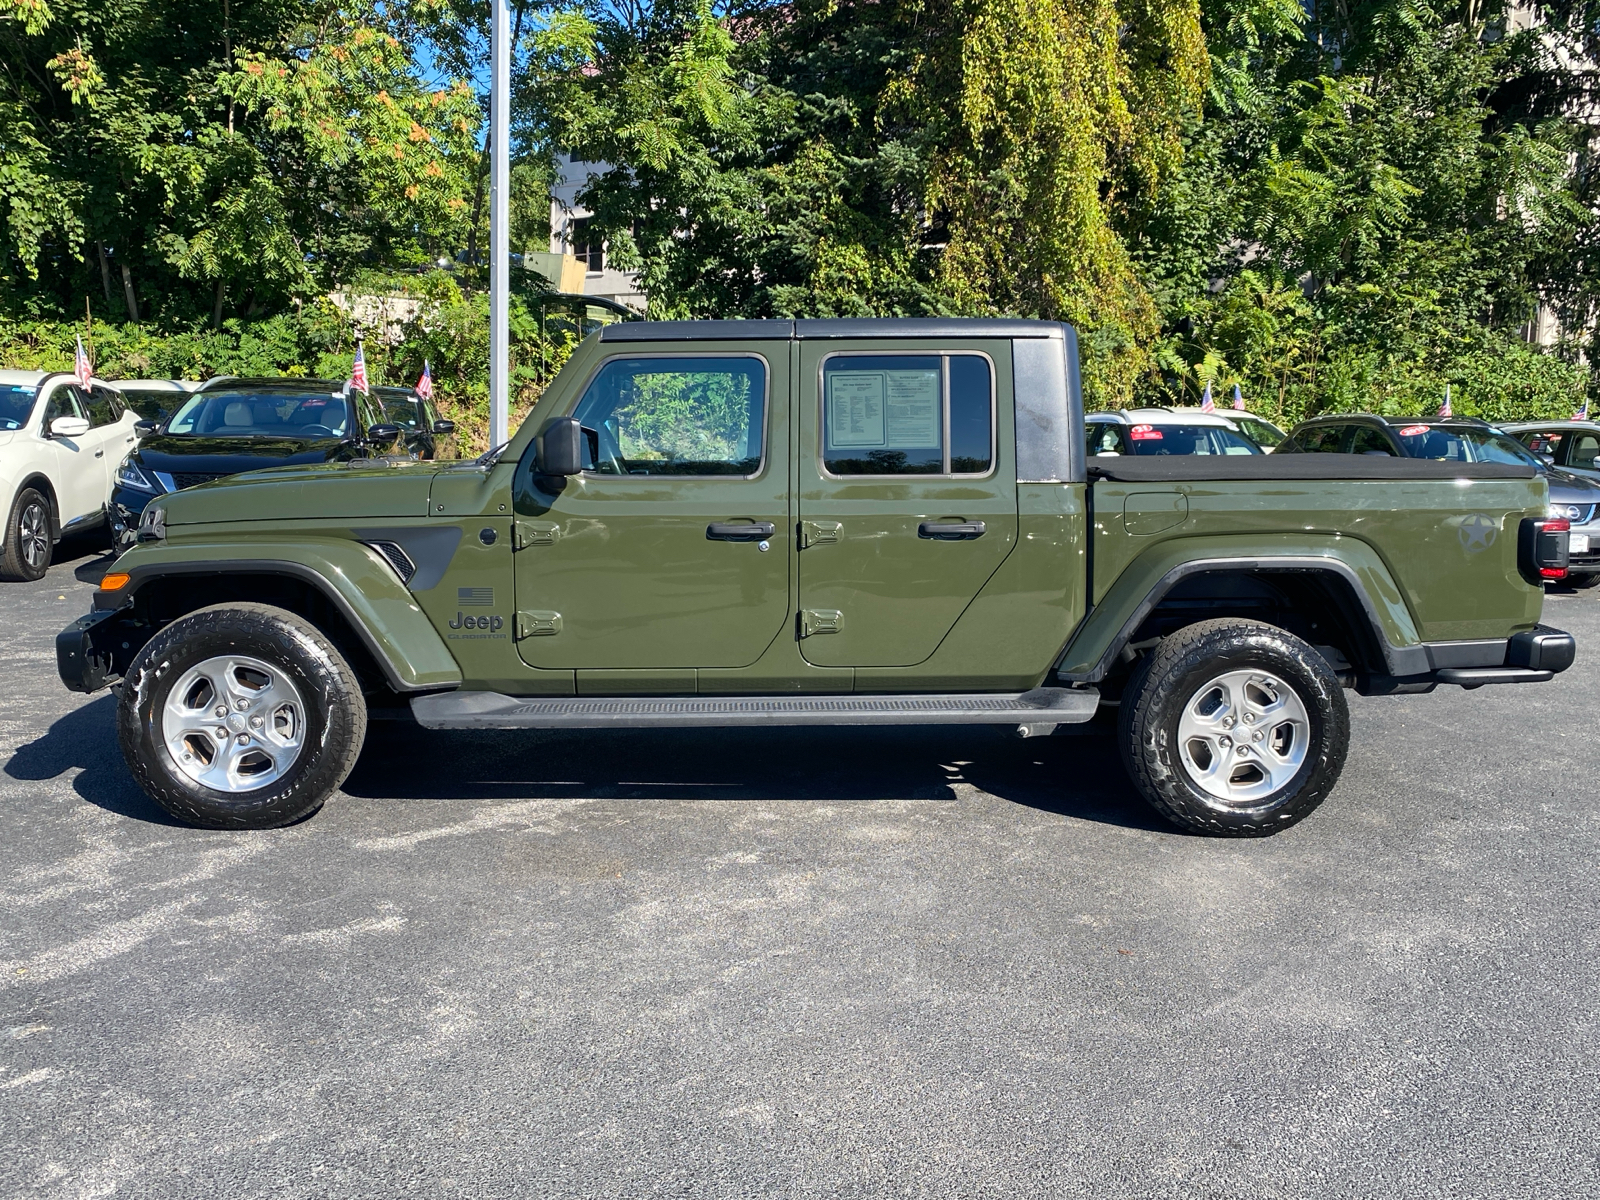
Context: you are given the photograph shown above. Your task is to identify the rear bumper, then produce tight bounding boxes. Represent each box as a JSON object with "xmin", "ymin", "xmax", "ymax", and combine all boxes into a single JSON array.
[{"xmin": 1358, "ymin": 624, "xmax": 1575, "ymax": 694}]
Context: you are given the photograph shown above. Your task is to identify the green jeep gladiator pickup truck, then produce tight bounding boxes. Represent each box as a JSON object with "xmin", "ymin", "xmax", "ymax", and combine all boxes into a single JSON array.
[{"xmin": 58, "ymin": 319, "xmax": 1577, "ymax": 836}]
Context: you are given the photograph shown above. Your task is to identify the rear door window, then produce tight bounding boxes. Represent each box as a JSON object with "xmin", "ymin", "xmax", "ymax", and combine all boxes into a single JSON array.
[
  {"xmin": 822, "ymin": 353, "xmax": 993, "ymax": 476},
  {"xmin": 86, "ymin": 386, "xmax": 122, "ymax": 426}
]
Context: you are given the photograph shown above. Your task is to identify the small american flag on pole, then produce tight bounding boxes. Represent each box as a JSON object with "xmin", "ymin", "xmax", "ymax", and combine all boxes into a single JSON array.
[
  {"xmin": 1438, "ymin": 385, "xmax": 1453, "ymax": 418},
  {"xmin": 74, "ymin": 335, "xmax": 92, "ymax": 387},
  {"xmin": 1200, "ymin": 381, "xmax": 1215, "ymax": 413},
  {"xmin": 1232, "ymin": 383, "xmax": 1245, "ymax": 411},
  {"xmin": 1573, "ymin": 399, "xmax": 1590, "ymax": 422},
  {"xmin": 415, "ymin": 360, "xmax": 434, "ymax": 401},
  {"xmin": 350, "ymin": 341, "xmax": 369, "ymax": 396}
]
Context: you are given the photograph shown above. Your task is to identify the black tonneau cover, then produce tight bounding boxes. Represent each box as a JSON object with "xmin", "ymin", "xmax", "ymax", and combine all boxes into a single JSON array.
[{"xmin": 1086, "ymin": 456, "xmax": 1538, "ymax": 483}]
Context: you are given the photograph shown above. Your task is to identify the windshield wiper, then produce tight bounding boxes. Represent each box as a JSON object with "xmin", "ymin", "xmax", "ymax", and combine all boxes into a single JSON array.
[{"xmin": 475, "ymin": 441, "xmax": 511, "ymax": 468}]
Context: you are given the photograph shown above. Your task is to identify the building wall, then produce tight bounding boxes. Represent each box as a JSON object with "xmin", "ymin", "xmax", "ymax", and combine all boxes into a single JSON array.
[{"xmin": 549, "ymin": 153, "xmax": 647, "ymax": 313}]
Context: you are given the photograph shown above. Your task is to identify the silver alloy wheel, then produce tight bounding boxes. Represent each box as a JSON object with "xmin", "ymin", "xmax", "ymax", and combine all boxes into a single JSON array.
[
  {"xmin": 18, "ymin": 500, "xmax": 48, "ymax": 570},
  {"xmin": 1176, "ymin": 668, "xmax": 1311, "ymax": 806},
  {"xmin": 161, "ymin": 654, "xmax": 307, "ymax": 793}
]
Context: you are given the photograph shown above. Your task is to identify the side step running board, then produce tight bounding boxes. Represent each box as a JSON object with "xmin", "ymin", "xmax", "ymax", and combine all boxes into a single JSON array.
[{"xmin": 410, "ymin": 687, "xmax": 1100, "ymax": 730}]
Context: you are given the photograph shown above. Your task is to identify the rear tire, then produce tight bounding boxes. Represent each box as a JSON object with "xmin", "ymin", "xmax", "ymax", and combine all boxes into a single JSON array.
[
  {"xmin": 117, "ymin": 603, "xmax": 367, "ymax": 829},
  {"xmin": 1119, "ymin": 619, "xmax": 1349, "ymax": 837},
  {"xmin": 1569, "ymin": 573, "xmax": 1600, "ymax": 589},
  {"xmin": 0, "ymin": 488, "xmax": 52, "ymax": 582}
]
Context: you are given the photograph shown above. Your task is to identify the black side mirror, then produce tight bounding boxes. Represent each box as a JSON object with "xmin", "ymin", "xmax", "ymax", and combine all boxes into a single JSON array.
[
  {"xmin": 367, "ymin": 423, "xmax": 403, "ymax": 447},
  {"xmin": 538, "ymin": 416, "xmax": 584, "ymax": 476},
  {"xmin": 432, "ymin": 419, "xmax": 456, "ymax": 435},
  {"xmin": 134, "ymin": 419, "xmax": 159, "ymax": 436}
]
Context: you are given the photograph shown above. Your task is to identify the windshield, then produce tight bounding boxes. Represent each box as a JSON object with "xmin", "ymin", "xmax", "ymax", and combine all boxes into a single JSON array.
[
  {"xmin": 0, "ymin": 385, "xmax": 37, "ymax": 430},
  {"xmin": 165, "ymin": 389, "xmax": 350, "ymax": 439},
  {"xmin": 1393, "ymin": 424, "xmax": 1544, "ymax": 468},
  {"xmin": 1122, "ymin": 423, "xmax": 1261, "ymax": 456},
  {"xmin": 375, "ymin": 389, "xmax": 421, "ymax": 430},
  {"xmin": 1236, "ymin": 417, "xmax": 1285, "ymax": 449}
]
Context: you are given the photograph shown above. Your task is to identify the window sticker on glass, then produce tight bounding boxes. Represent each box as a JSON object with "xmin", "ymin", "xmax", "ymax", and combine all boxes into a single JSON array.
[
  {"xmin": 827, "ymin": 372, "xmax": 886, "ymax": 447},
  {"xmin": 885, "ymin": 369, "xmax": 941, "ymax": 445},
  {"xmin": 1130, "ymin": 425, "xmax": 1163, "ymax": 441}
]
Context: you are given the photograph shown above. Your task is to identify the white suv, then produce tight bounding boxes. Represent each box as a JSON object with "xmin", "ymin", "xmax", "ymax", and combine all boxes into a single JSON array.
[
  {"xmin": 1085, "ymin": 407, "xmax": 1266, "ymax": 456},
  {"xmin": 0, "ymin": 370, "xmax": 140, "ymax": 581}
]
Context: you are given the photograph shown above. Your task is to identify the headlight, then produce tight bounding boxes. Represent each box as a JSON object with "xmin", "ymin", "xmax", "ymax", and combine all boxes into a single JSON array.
[
  {"xmin": 1550, "ymin": 504, "xmax": 1583, "ymax": 521},
  {"xmin": 115, "ymin": 459, "xmax": 158, "ymax": 492}
]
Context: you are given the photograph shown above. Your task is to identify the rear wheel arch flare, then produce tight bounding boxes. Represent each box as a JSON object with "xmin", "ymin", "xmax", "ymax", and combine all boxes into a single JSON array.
[{"xmin": 1087, "ymin": 561, "xmax": 1403, "ymax": 684}]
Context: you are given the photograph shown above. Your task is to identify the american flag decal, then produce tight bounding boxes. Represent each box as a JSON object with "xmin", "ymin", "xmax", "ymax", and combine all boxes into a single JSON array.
[{"xmin": 458, "ymin": 587, "xmax": 494, "ymax": 607}]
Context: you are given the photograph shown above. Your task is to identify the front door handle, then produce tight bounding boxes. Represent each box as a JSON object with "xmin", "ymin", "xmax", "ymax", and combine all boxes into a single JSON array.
[
  {"xmin": 94, "ymin": 449, "xmax": 104, "ymax": 458},
  {"xmin": 918, "ymin": 520, "xmax": 985, "ymax": 540},
  {"xmin": 707, "ymin": 521, "xmax": 776, "ymax": 542}
]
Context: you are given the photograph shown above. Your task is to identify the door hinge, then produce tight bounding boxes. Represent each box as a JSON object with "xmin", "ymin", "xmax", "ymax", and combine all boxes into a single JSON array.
[
  {"xmin": 514, "ymin": 520, "xmax": 559, "ymax": 549},
  {"xmin": 799, "ymin": 520, "xmax": 842, "ymax": 549},
  {"xmin": 516, "ymin": 610, "xmax": 562, "ymax": 639},
  {"xmin": 799, "ymin": 609, "xmax": 843, "ymax": 637}
]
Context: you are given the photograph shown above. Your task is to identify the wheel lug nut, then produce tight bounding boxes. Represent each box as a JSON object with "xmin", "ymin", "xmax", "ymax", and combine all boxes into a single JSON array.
[
  {"xmin": 1222, "ymin": 717, "xmax": 1234, "ymax": 728},
  {"xmin": 236, "ymin": 699, "xmax": 249, "ymax": 711},
  {"xmin": 1237, "ymin": 745, "xmax": 1251, "ymax": 755},
  {"xmin": 214, "ymin": 705, "xmax": 228, "ymax": 717},
  {"xmin": 1253, "ymin": 730, "xmax": 1263, "ymax": 741},
  {"xmin": 1219, "ymin": 736, "xmax": 1232, "ymax": 748},
  {"xmin": 235, "ymin": 734, "xmax": 249, "ymax": 746},
  {"xmin": 250, "ymin": 716, "xmax": 264, "ymax": 729},
  {"xmin": 1244, "ymin": 713, "xmax": 1255, "ymax": 724}
]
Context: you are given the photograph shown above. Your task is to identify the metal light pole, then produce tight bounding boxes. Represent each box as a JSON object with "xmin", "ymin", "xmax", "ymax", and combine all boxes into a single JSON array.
[{"xmin": 488, "ymin": 0, "xmax": 511, "ymax": 448}]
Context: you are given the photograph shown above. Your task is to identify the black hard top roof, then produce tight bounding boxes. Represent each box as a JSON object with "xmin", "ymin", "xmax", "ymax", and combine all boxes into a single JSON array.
[{"xmin": 599, "ymin": 318, "xmax": 1070, "ymax": 342}]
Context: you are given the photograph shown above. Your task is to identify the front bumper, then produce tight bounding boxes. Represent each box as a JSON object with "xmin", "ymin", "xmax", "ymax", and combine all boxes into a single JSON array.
[
  {"xmin": 57, "ymin": 606, "xmax": 149, "ymax": 693},
  {"xmin": 1568, "ymin": 521, "xmax": 1600, "ymax": 573}
]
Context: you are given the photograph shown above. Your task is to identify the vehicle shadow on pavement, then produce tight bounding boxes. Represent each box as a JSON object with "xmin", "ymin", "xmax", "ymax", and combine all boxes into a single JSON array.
[
  {"xmin": 4, "ymin": 693, "xmax": 185, "ymax": 826},
  {"xmin": 345, "ymin": 720, "xmax": 1177, "ymax": 834}
]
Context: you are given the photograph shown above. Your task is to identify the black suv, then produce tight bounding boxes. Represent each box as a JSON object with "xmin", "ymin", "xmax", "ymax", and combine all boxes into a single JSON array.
[
  {"xmin": 373, "ymin": 385, "xmax": 455, "ymax": 459},
  {"xmin": 109, "ymin": 378, "xmax": 403, "ymax": 546}
]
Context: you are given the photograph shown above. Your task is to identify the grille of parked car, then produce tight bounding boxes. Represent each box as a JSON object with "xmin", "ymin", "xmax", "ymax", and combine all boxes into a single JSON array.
[
  {"xmin": 170, "ymin": 471, "xmax": 227, "ymax": 490},
  {"xmin": 1551, "ymin": 503, "xmax": 1597, "ymax": 524}
]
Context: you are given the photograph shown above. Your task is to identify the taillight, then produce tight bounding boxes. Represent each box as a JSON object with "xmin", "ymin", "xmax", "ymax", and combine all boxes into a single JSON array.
[{"xmin": 1520, "ymin": 517, "xmax": 1570, "ymax": 583}]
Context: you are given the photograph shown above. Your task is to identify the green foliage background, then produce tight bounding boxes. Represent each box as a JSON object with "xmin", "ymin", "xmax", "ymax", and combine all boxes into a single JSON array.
[{"xmin": 2, "ymin": 0, "xmax": 1598, "ymax": 446}]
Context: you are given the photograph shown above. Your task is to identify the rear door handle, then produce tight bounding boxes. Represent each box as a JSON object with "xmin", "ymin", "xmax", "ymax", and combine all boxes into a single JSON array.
[
  {"xmin": 94, "ymin": 449, "xmax": 104, "ymax": 458},
  {"xmin": 707, "ymin": 522, "xmax": 776, "ymax": 541},
  {"xmin": 918, "ymin": 521, "xmax": 985, "ymax": 540}
]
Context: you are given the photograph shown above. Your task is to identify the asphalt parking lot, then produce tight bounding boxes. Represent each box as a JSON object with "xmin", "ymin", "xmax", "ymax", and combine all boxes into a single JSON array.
[{"xmin": 2, "ymin": 541, "xmax": 1598, "ymax": 1199}]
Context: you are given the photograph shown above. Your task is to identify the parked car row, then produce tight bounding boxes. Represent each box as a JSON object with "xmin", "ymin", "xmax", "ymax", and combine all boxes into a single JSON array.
[
  {"xmin": 0, "ymin": 373, "xmax": 454, "ymax": 581},
  {"xmin": 1086, "ymin": 407, "xmax": 1600, "ymax": 588}
]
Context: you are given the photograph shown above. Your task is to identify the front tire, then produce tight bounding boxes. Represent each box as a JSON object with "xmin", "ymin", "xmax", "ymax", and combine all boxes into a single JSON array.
[
  {"xmin": 1119, "ymin": 619, "xmax": 1349, "ymax": 837},
  {"xmin": 117, "ymin": 603, "xmax": 367, "ymax": 829},
  {"xmin": 0, "ymin": 487, "xmax": 52, "ymax": 582}
]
